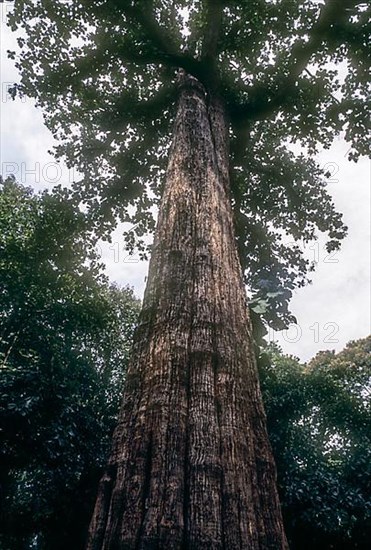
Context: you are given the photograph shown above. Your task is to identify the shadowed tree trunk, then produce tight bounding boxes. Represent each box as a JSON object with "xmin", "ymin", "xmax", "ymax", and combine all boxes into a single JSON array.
[{"xmin": 86, "ymin": 73, "xmax": 288, "ymax": 550}]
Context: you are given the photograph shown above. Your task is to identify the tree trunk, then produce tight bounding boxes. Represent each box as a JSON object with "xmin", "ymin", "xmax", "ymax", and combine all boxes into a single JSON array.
[{"xmin": 86, "ymin": 74, "xmax": 288, "ymax": 550}]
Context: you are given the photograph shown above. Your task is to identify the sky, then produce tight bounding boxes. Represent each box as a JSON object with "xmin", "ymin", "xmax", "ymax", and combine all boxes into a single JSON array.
[{"xmin": 1, "ymin": 3, "xmax": 370, "ymax": 362}]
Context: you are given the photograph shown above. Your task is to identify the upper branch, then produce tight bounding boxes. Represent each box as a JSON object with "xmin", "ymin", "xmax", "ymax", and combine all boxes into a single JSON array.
[
  {"xmin": 47, "ymin": 1, "xmax": 212, "ymax": 98},
  {"xmin": 201, "ymin": 0, "xmax": 224, "ymax": 62},
  {"xmin": 228, "ymin": 0, "xmax": 362, "ymax": 122},
  {"xmin": 116, "ymin": 1, "xmax": 211, "ymax": 84}
]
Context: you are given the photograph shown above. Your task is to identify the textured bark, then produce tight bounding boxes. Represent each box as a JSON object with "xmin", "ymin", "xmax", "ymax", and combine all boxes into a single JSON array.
[{"xmin": 86, "ymin": 74, "xmax": 288, "ymax": 550}]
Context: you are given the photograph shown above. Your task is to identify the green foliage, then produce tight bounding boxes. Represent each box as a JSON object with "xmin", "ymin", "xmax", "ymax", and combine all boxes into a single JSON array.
[
  {"xmin": 0, "ymin": 177, "xmax": 140, "ymax": 550},
  {"xmin": 7, "ymin": 0, "xmax": 370, "ymax": 327},
  {"xmin": 259, "ymin": 337, "xmax": 371, "ymax": 549}
]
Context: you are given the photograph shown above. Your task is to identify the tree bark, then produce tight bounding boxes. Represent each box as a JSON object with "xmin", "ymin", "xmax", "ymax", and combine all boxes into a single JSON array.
[{"xmin": 86, "ymin": 73, "xmax": 288, "ymax": 550}]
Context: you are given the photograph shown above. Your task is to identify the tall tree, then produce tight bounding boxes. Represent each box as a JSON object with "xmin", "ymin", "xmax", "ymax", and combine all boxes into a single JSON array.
[{"xmin": 8, "ymin": 1, "xmax": 369, "ymax": 548}]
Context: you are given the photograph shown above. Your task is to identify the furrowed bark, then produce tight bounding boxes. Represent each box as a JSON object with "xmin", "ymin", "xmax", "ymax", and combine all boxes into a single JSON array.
[{"xmin": 86, "ymin": 73, "xmax": 288, "ymax": 550}]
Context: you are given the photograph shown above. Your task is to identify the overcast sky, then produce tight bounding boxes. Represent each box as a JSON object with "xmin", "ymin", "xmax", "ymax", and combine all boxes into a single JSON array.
[{"xmin": 1, "ymin": 5, "xmax": 370, "ymax": 362}]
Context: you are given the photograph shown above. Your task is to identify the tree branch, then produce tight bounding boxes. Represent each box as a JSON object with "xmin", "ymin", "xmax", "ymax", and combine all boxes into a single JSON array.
[
  {"xmin": 201, "ymin": 0, "xmax": 223, "ymax": 62},
  {"xmin": 111, "ymin": 1, "xmax": 210, "ymax": 84},
  {"xmin": 46, "ymin": 1, "xmax": 211, "ymax": 94},
  {"xmin": 229, "ymin": 0, "xmax": 362, "ymax": 122}
]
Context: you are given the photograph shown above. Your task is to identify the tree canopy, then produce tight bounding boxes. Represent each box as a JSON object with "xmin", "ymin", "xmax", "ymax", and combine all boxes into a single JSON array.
[
  {"xmin": 7, "ymin": 0, "xmax": 370, "ymax": 327},
  {"xmin": 0, "ymin": 176, "xmax": 141, "ymax": 550}
]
